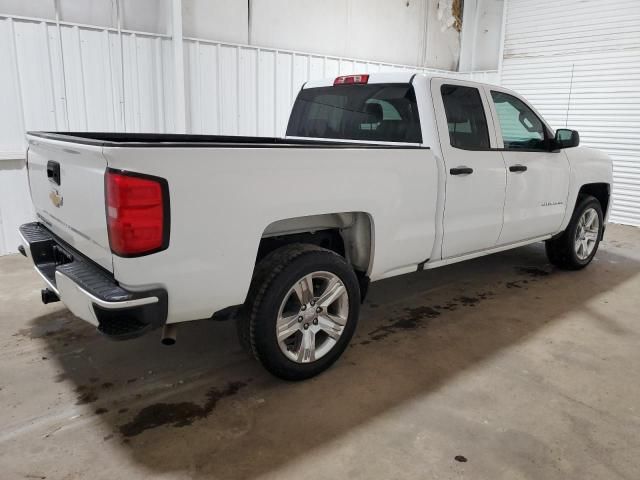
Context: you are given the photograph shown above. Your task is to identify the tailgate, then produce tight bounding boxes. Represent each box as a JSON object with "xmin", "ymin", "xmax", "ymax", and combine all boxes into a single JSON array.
[{"xmin": 26, "ymin": 134, "xmax": 112, "ymax": 272}]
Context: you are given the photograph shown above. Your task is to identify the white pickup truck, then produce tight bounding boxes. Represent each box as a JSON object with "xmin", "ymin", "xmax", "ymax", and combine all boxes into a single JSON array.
[{"xmin": 19, "ymin": 73, "xmax": 612, "ymax": 380}]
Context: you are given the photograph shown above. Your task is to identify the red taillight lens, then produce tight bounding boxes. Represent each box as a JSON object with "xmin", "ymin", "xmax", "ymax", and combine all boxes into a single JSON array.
[
  {"xmin": 105, "ymin": 170, "xmax": 169, "ymax": 256},
  {"xmin": 334, "ymin": 74, "xmax": 369, "ymax": 85}
]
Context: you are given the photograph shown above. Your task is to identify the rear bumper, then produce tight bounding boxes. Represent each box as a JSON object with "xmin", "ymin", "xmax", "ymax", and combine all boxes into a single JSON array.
[{"xmin": 19, "ymin": 222, "xmax": 167, "ymax": 340}]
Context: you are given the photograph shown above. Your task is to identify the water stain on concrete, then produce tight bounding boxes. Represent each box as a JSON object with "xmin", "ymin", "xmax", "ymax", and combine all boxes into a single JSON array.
[
  {"xmin": 74, "ymin": 383, "xmax": 99, "ymax": 404},
  {"xmin": 118, "ymin": 380, "xmax": 249, "ymax": 437},
  {"xmin": 361, "ymin": 266, "xmax": 554, "ymax": 344},
  {"xmin": 365, "ymin": 305, "xmax": 441, "ymax": 342},
  {"xmin": 71, "ymin": 378, "xmax": 123, "ymax": 405},
  {"xmin": 516, "ymin": 266, "xmax": 551, "ymax": 277},
  {"xmin": 457, "ymin": 296, "xmax": 480, "ymax": 307},
  {"xmin": 14, "ymin": 313, "xmax": 91, "ymax": 349},
  {"xmin": 363, "ymin": 290, "xmax": 497, "ymax": 343}
]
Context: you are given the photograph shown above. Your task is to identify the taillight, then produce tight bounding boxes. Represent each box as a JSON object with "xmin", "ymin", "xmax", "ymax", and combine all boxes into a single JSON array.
[
  {"xmin": 105, "ymin": 169, "xmax": 169, "ymax": 257},
  {"xmin": 334, "ymin": 74, "xmax": 369, "ymax": 85}
]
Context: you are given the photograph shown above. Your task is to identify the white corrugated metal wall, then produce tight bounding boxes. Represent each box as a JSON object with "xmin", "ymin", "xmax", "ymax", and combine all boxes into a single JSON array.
[
  {"xmin": 0, "ymin": 12, "xmax": 498, "ymax": 255},
  {"xmin": 183, "ymin": 37, "xmax": 498, "ymax": 137},
  {"xmin": 500, "ymin": 0, "xmax": 640, "ymax": 226}
]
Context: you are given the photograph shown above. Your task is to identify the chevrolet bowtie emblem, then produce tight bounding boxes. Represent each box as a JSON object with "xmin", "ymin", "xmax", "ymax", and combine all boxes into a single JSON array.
[{"xmin": 49, "ymin": 190, "xmax": 63, "ymax": 208}]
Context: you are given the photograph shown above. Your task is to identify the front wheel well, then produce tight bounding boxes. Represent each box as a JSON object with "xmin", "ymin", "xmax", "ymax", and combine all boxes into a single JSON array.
[{"xmin": 578, "ymin": 183, "xmax": 610, "ymax": 216}]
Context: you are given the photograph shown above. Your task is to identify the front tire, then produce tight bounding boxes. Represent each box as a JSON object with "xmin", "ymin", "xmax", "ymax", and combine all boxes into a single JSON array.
[
  {"xmin": 545, "ymin": 195, "xmax": 603, "ymax": 270},
  {"xmin": 239, "ymin": 244, "xmax": 360, "ymax": 381}
]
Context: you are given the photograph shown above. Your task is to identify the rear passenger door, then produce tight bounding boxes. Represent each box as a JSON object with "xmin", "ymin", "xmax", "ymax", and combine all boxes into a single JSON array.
[{"xmin": 431, "ymin": 79, "xmax": 507, "ymax": 259}]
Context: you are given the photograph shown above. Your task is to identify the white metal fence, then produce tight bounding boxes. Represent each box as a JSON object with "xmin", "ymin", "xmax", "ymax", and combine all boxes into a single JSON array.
[{"xmin": 0, "ymin": 15, "xmax": 174, "ymax": 158}]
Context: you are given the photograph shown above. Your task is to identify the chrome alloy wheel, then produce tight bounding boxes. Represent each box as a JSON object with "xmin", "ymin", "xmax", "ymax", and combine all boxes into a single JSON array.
[
  {"xmin": 276, "ymin": 271, "xmax": 349, "ymax": 363},
  {"xmin": 575, "ymin": 207, "xmax": 600, "ymax": 260}
]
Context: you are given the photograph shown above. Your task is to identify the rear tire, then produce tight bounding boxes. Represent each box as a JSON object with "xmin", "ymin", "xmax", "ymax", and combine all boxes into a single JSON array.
[
  {"xmin": 545, "ymin": 195, "xmax": 603, "ymax": 270},
  {"xmin": 238, "ymin": 244, "xmax": 360, "ymax": 381}
]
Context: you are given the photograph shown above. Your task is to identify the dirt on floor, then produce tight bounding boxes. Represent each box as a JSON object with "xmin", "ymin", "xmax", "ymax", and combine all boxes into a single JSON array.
[{"xmin": 1, "ymin": 224, "xmax": 639, "ymax": 480}]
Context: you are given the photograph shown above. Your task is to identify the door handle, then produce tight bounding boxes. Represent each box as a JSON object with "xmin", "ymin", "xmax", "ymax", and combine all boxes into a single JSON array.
[
  {"xmin": 509, "ymin": 164, "xmax": 527, "ymax": 173},
  {"xmin": 450, "ymin": 166, "xmax": 474, "ymax": 176},
  {"xmin": 47, "ymin": 160, "xmax": 61, "ymax": 185}
]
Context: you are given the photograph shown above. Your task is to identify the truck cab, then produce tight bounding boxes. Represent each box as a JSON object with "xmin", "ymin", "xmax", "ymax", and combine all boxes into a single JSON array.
[{"xmin": 286, "ymin": 73, "xmax": 611, "ymax": 263}]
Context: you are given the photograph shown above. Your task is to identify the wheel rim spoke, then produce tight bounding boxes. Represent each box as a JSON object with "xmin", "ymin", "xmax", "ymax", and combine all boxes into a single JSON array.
[
  {"xmin": 293, "ymin": 274, "xmax": 314, "ymax": 305},
  {"xmin": 585, "ymin": 231, "xmax": 598, "ymax": 242},
  {"xmin": 297, "ymin": 330, "xmax": 315, "ymax": 363},
  {"xmin": 277, "ymin": 313, "xmax": 301, "ymax": 341},
  {"xmin": 316, "ymin": 313, "xmax": 345, "ymax": 340},
  {"xmin": 317, "ymin": 278, "xmax": 346, "ymax": 309}
]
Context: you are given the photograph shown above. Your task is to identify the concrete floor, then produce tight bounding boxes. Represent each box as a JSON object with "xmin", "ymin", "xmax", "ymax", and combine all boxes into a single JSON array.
[{"xmin": 1, "ymin": 224, "xmax": 640, "ymax": 480}]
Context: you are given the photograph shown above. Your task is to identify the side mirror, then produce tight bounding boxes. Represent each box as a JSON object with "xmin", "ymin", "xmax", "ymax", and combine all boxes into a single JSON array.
[{"xmin": 554, "ymin": 128, "xmax": 580, "ymax": 149}]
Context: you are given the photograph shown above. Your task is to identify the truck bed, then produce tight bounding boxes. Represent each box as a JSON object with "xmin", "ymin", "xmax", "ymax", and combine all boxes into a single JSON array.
[
  {"xmin": 27, "ymin": 132, "xmax": 425, "ymax": 149},
  {"xmin": 25, "ymin": 130, "xmax": 438, "ymax": 323}
]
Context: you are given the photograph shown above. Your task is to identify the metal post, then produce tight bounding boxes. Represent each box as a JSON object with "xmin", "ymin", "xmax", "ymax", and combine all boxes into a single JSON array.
[
  {"xmin": 116, "ymin": 0, "xmax": 127, "ymax": 130},
  {"xmin": 53, "ymin": 0, "xmax": 70, "ymax": 129},
  {"xmin": 171, "ymin": 0, "xmax": 187, "ymax": 133},
  {"xmin": 497, "ymin": 0, "xmax": 508, "ymax": 83}
]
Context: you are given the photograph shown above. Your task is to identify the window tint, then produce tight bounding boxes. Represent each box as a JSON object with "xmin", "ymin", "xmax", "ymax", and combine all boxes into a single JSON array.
[
  {"xmin": 491, "ymin": 91, "xmax": 547, "ymax": 150},
  {"xmin": 286, "ymin": 84, "xmax": 422, "ymax": 143},
  {"xmin": 441, "ymin": 84, "xmax": 490, "ymax": 149}
]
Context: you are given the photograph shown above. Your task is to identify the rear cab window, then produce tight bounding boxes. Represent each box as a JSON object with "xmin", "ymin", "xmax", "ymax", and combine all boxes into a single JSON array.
[
  {"xmin": 286, "ymin": 83, "xmax": 422, "ymax": 143},
  {"xmin": 440, "ymin": 84, "xmax": 490, "ymax": 150}
]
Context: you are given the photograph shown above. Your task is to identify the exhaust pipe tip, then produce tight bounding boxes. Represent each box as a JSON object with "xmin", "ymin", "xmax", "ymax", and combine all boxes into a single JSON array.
[
  {"xmin": 161, "ymin": 324, "xmax": 177, "ymax": 346},
  {"xmin": 41, "ymin": 288, "xmax": 60, "ymax": 305}
]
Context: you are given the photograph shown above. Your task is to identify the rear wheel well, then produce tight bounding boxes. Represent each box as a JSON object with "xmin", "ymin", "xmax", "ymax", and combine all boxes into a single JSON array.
[
  {"xmin": 578, "ymin": 183, "xmax": 610, "ymax": 216},
  {"xmin": 257, "ymin": 230, "xmax": 345, "ymax": 263},
  {"xmin": 255, "ymin": 213, "xmax": 374, "ymax": 300}
]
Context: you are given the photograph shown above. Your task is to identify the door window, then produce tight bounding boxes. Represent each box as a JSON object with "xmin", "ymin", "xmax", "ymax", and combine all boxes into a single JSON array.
[
  {"xmin": 441, "ymin": 85, "xmax": 490, "ymax": 149},
  {"xmin": 491, "ymin": 91, "xmax": 547, "ymax": 150}
]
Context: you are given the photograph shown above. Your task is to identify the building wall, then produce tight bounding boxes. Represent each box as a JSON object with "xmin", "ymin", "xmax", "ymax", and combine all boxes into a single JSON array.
[
  {"xmin": 1, "ymin": 0, "xmax": 463, "ymax": 68},
  {"xmin": 182, "ymin": 0, "xmax": 462, "ymax": 70},
  {"xmin": 182, "ymin": 0, "xmax": 248, "ymax": 43},
  {"xmin": 500, "ymin": 0, "xmax": 640, "ymax": 226}
]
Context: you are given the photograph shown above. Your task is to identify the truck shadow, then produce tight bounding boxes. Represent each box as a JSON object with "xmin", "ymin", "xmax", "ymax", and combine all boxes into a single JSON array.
[{"xmin": 29, "ymin": 240, "xmax": 640, "ymax": 479}]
